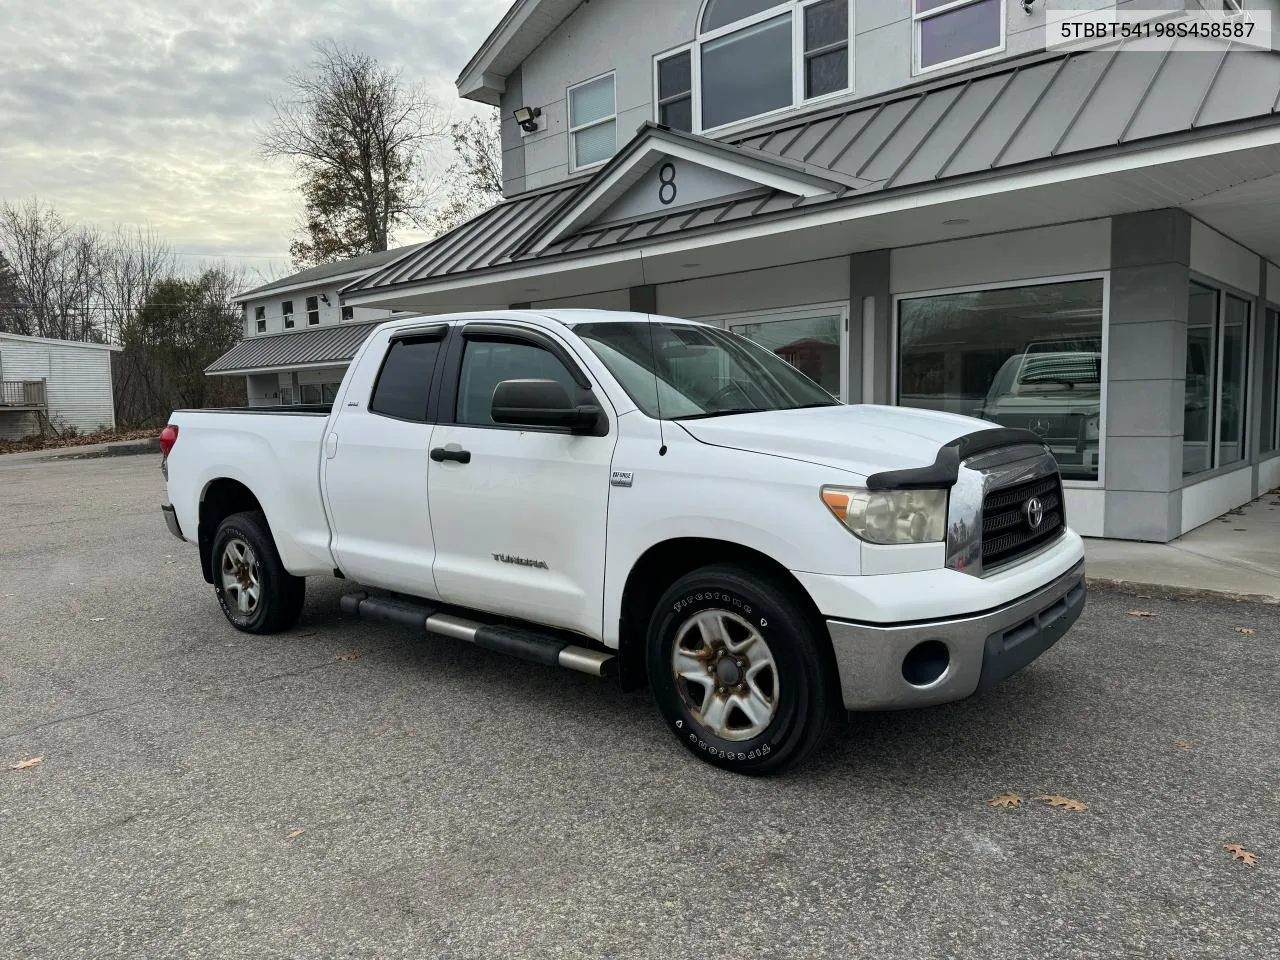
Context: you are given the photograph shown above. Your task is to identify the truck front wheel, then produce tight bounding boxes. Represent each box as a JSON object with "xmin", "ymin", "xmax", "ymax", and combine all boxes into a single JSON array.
[
  {"xmin": 211, "ymin": 510, "xmax": 305, "ymax": 634},
  {"xmin": 646, "ymin": 565, "xmax": 839, "ymax": 775}
]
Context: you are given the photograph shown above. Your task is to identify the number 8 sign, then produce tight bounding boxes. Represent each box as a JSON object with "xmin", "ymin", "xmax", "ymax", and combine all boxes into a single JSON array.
[{"xmin": 658, "ymin": 162, "xmax": 677, "ymax": 206}]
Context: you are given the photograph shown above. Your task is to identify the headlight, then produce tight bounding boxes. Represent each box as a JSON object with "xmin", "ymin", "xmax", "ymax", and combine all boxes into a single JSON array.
[{"xmin": 820, "ymin": 486, "xmax": 948, "ymax": 545}]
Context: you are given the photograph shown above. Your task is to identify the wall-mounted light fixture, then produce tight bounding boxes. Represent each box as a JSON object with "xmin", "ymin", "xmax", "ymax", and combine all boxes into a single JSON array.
[
  {"xmin": 1022, "ymin": 0, "xmax": 1035, "ymax": 13},
  {"xmin": 513, "ymin": 106, "xmax": 543, "ymax": 134},
  {"xmin": 320, "ymin": 293, "xmax": 331, "ymax": 305}
]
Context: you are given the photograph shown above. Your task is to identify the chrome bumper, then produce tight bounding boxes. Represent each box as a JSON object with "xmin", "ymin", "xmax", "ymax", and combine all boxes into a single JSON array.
[{"xmin": 827, "ymin": 560, "xmax": 1086, "ymax": 711}]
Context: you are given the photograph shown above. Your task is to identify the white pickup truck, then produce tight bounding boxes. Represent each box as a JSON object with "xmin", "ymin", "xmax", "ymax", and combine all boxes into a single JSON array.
[{"xmin": 161, "ymin": 309, "xmax": 1086, "ymax": 775}]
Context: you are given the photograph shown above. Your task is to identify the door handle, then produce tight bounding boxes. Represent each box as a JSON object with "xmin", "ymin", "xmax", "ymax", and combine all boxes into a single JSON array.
[{"xmin": 431, "ymin": 446, "xmax": 472, "ymax": 464}]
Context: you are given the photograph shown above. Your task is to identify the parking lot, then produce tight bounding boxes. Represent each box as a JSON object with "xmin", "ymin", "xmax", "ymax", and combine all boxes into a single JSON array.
[{"xmin": 1, "ymin": 454, "xmax": 1275, "ymax": 959}]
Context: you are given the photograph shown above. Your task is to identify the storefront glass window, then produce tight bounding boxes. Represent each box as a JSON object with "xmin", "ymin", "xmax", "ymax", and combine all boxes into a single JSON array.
[
  {"xmin": 1184, "ymin": 282, "xmax": 1251, "ymax": 476},
  {"xmin": 897, "ymin": 278, "xmax": 1104, "ymax": 481},
  {"xmin": 1184, "ymin": 283, "xmax": 1218, "ymax": 476},
  {"xmin": 1261, "ymin": 307, "xmax": 1279, "ymax": 454},
  {"xmin": 730, "ymin": 313, "xmax": 843, "ymax": 398},
  {"xmin": 1219, "ymin": 294, "xmax": 1250, "ymax": 467}
]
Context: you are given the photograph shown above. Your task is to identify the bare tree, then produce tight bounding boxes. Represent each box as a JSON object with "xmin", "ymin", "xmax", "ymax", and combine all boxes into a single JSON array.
[
  {"xmin": 259, "ymin": 41, "xmax": 447, "ymax": 267},
  {"xmin": 0, "ymin": 250, "xmax": 25, "ymax": 334},
  {"xmin": 422, "ymin": 110, "xmax": 505, "ymax": 237},
  {"xmin": 100, "ymin": 225, "xmax": 176, "ymax": 344},
  {"xmin": 0, "ymin": 199, "xmax": 107, "ymax": 341}
]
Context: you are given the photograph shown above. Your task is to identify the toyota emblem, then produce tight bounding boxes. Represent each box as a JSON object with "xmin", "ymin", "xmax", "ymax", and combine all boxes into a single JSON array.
[
  {"xmin": 1029, "ymin": 417, "xmax": 1052, "ymax": 436},
  {"xmin": 1023, "ymin": 496, "xmax": 1045, "ymax": 531}
]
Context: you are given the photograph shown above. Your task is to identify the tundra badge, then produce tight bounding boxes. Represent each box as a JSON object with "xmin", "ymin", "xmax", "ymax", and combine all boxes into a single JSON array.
[{"xmin": 611, "ymin": 471, "xmax": 634, "ymax": 488}]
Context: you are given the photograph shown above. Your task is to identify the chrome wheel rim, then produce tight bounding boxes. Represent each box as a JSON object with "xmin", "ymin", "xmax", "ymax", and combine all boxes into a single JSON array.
[
  {"xmin": 220, "ymin": 538, "xmax": 261, "ymax": 616},
  {"xmin": 670, "ymin": 609, "xmax": 779, "ymax": 742}
]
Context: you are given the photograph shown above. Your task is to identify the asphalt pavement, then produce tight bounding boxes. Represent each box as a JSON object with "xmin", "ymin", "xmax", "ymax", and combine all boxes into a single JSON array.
[{"xmin": 0, "ymin": 456, "xmax": 1275, "ymax": 960}]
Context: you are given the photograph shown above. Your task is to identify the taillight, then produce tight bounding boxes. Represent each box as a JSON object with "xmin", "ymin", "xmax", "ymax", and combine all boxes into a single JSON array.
[{"xmin": 160, "ymin": 424, "xmax": 179, "ymax": 458}]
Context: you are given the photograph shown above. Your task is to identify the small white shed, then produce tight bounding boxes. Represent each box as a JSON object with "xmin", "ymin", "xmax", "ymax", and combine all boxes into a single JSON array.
[{"xmin": 0, "ymin": 333, "xmax": 121, "ymax": 440}]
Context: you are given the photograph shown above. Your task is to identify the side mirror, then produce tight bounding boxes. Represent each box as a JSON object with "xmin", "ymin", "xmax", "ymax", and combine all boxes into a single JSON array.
[{"xmin": 491, "ymin": 379, "xmax": 602, "ymax": 434}]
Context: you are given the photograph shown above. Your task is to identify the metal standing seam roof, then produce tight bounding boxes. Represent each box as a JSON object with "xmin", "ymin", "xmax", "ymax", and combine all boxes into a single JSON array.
[
  {"xmin": 205, "ymin": 320, "xmax": 385, "ymax": 374},
  {"xmin": 346, "ymin": 38, "xmax": 1280, "ymax": 298},
  {"xmin": 232, "ymin": 244, "xmax": 426, "ymax": 301}
]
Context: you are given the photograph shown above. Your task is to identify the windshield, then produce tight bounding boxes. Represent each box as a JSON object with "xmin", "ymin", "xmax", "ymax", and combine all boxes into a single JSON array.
[{"xmin": 573, "ymin": 320, "xmax": 839, "ymax": 420}]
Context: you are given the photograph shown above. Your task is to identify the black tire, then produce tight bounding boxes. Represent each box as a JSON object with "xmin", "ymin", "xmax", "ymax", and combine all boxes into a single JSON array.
[
  {"xmin": 646, "ymin": 564, "xmax": 840, "ymax": 776},
  {"xmin": 211, "ymin": 510, "xmax": 305, "ymax": 634}
]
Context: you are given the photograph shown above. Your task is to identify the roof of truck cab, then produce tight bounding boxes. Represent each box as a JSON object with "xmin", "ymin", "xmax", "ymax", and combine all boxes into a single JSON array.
[{"xmin": 381, "ymin": 309, "xmax": 713, "ymax": 329}]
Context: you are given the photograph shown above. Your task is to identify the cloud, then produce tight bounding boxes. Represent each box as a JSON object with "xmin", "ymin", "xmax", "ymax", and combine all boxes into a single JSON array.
[{"xmin": 0, "ymin": 0, "xmax": 510, "ymax": 280}]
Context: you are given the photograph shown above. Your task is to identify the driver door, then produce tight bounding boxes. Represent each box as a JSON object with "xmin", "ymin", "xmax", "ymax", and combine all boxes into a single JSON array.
[{"xmin": 426, "ymin": 323, "xmax": 616, "ymax": 639}]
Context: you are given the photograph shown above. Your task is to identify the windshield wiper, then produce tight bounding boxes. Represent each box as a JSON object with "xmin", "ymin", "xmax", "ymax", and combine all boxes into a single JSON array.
[{"xmin": 672, "ymin": 408, "xmax": 762, "ymax": 421}]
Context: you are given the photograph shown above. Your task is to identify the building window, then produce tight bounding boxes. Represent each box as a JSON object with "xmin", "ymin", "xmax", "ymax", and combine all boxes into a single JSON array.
[
  {"xmin": 719, "ymin": 305, "xmax": 847, "ymax": 400},
  {"xmin": 897, "ymin": 278, "xmax": 1104, "ymax": 482},
  {"xmin": 1261, "ymin": 306, "xmax": 1279, "ymax": 454},
  {"xmin": 342, "ymin": 305, "xmax": 354, "ymax": 322},
  {"xmin": 254, "ymin": 305, "xmax": 266, "ymax": 334},
  {"xmin": 656, "ymin": 49, "xmax": 694, "ymax": 132},
  {"xmin": 1183, "ymin": 282, "xmax": 1251, "ymax": 476},
  {"xmin": 306, "ymin": 295, "xmax": 320, "ymax": 326},
  {"xmin": 914, "ymin": 0, "xmax": 1004, "ymax": 74},
  {"xmin": 656, "ymin": 0, "xmax": 852, "ymax": 134},
  {"xmin": 282, "ymin": 300, "xmax": 294, "ymax": 330},
  {"xmin": 569, "ymin": 73, "xmax": 617, "ymax": 170}
]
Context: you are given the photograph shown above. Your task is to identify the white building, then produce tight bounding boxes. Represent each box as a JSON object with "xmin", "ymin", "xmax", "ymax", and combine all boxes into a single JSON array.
[
  {"xmin": 209, "ymin": 247, "xmax": 413, "ymax": 406},
  {"xmin": 0, "ymin": 333, "xmax": 121, "ymax": 440}
]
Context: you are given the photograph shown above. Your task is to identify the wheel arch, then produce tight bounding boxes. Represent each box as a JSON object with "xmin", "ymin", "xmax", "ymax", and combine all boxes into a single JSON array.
[
  {"xmin": 197, "ymin": 478, "xmax": 266, "ymax": 584},
  {"xmin": 616, "ymin": 537, "xmax": 829, "ymax": 693}
]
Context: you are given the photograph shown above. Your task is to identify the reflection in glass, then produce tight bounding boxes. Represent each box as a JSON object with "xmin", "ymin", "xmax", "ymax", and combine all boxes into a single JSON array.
[
  {"xmin": 898, "ymin": 279, "xmax": 1104, "ymax": 481},
  {"xmin": 732, "ymin": 315, "xmax": 842, "ymax": 397},
  {"xmin": 1184, "ymin": 283, "xmax": 1218, "ymax": 476}
]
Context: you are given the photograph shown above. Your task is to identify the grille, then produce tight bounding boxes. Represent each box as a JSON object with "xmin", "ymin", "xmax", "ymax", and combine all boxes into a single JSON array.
[{"xmin": 981, "ymin": 473, "xmax": 1065, "ymax": 570}]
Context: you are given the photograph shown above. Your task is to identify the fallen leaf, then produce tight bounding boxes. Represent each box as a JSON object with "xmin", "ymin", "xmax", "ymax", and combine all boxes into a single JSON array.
[
  {"xmin": 1234, "ymin": 627, "xmax": 1256, "ymax": 635},
  {"xmin": 1224, "ymin": 844, "xmax": 1257, "ymax": 866},
  {"xmin": 1038, "ymin": 795, "xmax": 1087, "ymax": 812},
  {"xmin": 335, "ymin": 652, "xmax": 360, "ymax": 662},
  {"xmin": 988, "ymin": 792, "xmax": 1024, "ymax": 808},
  {"xmin": 1128, "ymin": 610, "xmax": 1156, "ymax": 618},
  {"xmin": 287, "ymin": 829, "xmax": 305, "ymax": 840},
  {"xmin": 1173, "ymin": 738, "xmax": 1192, "ymax": 750},
  {"xmin": 9, "ymin": 757, "xmax": 42, "ymax": 770}
]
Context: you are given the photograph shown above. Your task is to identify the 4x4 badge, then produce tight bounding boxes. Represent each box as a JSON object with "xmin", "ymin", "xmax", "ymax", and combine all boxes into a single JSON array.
[{"xmin": 611, "ymin": 471, "xmax": 634, "ymax": 488}]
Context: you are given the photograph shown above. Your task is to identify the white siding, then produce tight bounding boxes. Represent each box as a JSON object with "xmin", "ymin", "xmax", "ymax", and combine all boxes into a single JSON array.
[
  {"xmin": 243, "ymin": 283, "xmax": 395, "ymax": 338},
  {"xmin": 0, "ymin": 335, "xmax": 117, "ymax": 440},
  {"xmin": 1190, "ymin": 220, "xmax": 1260, "ymax": 295}
]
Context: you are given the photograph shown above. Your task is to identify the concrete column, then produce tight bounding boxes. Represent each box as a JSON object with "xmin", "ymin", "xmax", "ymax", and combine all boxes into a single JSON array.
[
  {"xmin": 1103, "ymin": 210, "xmax": 1191, "ymax": 542},
  {"xmin": 849, "ymin": 250, "xmax": 891, "ymax": 405},
  {"xmin": 629, "ymin": 285, "xmax": 657, "ymax": 314}
]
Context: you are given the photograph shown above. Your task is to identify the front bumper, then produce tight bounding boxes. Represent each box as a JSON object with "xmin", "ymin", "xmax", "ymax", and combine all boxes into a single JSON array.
[
  {"xmin": 826, "ymin": 560, "xmax": 1086, "ymax": 711},
  {"xmin": 161, "ymin": 504, "xmax": 185, "ymax": 542}
]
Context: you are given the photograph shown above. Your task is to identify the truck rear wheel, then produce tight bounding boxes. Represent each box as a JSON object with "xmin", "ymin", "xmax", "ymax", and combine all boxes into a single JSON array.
[
  {"xmin": 211, "ymin": 510, "xmax": 305, "ymax": 634},
  {"xmin": 646, "ymin": 564, "xmax": 839, "ymax": 776}
]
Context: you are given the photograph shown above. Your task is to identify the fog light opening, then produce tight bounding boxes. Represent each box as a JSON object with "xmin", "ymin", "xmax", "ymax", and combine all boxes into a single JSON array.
[{"xmin": 902, "ymin": 640, "xmax": 950, "ymax": 687}]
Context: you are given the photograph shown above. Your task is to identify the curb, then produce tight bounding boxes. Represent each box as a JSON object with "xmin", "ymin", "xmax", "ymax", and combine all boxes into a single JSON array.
[
  {"xmin": 0, "ymin": 439, "xmax": 160, "ymax": 463},
  {"xmin": 1086, "ymin": 576, "xmax": 1280, "ymax": 606}
]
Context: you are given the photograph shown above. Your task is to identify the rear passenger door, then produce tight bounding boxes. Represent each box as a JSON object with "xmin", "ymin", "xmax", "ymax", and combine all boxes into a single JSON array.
[{"xmin": 322, "ymin": 324, "xmax": 448, "ymax": 598}]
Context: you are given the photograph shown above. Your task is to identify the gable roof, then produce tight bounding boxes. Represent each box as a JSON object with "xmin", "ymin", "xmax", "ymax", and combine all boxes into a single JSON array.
[
  {"xmin": 353, "ymin": 39, "xmax": 1280, "ymax": 302},
  {"xmin": 232, "ymin": 245, "xmax": 425, "ymax": 302}
]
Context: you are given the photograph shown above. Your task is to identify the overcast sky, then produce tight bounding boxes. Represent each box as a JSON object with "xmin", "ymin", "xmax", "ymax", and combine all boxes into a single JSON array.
[{"xmin": 0, "ymin": 0, "xmax": 510, "ymax": 285}]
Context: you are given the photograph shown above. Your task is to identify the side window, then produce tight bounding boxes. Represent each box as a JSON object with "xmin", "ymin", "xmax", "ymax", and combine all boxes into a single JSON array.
[
  {"xmin": 457, "ymin": 339, "xmax": 581, "ymax": 427},
  {"xmin": 369, "ymin": 336, "xmax": 443, "ymax": 423}
]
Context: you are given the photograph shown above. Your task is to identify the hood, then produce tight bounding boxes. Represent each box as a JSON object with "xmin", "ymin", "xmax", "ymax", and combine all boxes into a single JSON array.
[{"xmin": 676, "ymin": 404, "xmax": 1001, "ymax": 479}]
